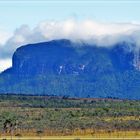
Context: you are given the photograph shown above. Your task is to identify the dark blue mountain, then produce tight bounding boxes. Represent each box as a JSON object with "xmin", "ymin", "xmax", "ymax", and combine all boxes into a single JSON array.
[{"xmin": 0, "ymin": 39, "xmax": 140, "ymax": 99}]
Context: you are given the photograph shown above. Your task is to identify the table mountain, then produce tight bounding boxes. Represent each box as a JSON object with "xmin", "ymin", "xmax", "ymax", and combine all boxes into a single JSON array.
[{"xmin": 0, "ymin": 39, "xmax": 140, "ymax": 99}]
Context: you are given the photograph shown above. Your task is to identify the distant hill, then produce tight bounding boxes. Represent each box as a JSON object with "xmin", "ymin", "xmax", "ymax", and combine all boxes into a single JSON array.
[{"xmin": 0, "ymin": 39, "xmax": 140, "ymax": 99}]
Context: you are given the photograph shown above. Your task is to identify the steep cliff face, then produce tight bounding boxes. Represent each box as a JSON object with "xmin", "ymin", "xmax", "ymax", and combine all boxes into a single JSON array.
[
  {"xmin": 133, "ymin": 49, "xmax": 140, "ymax": 71},
  {"xmin": 11, "ymin": 40, "xmax": 136, "ymax": 75},
  {"xmin": 12, "ymin": 40, "xmax": 77, "ymax": 75},
  {"xmin": 0, "ymin": 39, "xmax": 140, "ymax": 99}
]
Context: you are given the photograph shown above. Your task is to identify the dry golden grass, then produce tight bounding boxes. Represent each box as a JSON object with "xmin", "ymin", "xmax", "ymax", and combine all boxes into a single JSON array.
[
  {"xmin": 104, "ymin": 116, "xmax": 140, "ymax": 122},
  {"xmin": 0, "ymin": 136, "xmax": 140, "ymax": 140},
  {"xmin": 1, "ymin": 130, "xmax": 140, "ymax": 139}
]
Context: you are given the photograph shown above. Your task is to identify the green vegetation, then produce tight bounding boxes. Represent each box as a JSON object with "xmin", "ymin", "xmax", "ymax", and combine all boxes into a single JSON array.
[
  {"xmin": 0, "ymin": 95, "xmax": 140, "ymax": 137},
  {"xmin": 1, "ymin": 70, "xmax": 140, "ymax": 100}
]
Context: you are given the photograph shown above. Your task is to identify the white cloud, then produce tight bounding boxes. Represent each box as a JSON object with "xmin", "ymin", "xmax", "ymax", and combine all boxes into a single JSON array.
[
  {"xmin": 0, "ymin": 59, "xmax": 12, "ymax": 72},
  {"xmin": 1, "ymin": 19, "xmax": 140, "ymax": 72},
  {"xmin": 0, "ymin": 28, "xmax": 12, "ymax": 46},
  {"xmin": 33, "ymin": 20, "xmax": 140, "ymax": 44}
]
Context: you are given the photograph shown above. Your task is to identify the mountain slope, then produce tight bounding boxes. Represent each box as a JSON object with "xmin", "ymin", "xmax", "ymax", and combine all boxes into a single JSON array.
[{"xmin": 0, "ymin": 39, "xmax": 140, "ymax": 99}]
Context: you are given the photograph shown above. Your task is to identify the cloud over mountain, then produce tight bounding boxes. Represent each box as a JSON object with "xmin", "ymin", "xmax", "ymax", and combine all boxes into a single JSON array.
[{"xmin": 1, "ymin": 19, "xmax": 140, "ymax": 72}]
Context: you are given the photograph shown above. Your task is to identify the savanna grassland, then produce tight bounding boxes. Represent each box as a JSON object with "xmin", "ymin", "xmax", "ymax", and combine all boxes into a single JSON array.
[{"xmin": 0, "ymin": 95, "xmax": 140, "ymax": 139}]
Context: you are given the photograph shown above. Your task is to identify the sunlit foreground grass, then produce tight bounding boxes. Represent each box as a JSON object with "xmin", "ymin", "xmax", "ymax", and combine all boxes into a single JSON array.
[
  {"xmin": 1, "ymin": 131, "xmax": 140, "ymax": 140},
  {"xmin": 0, "ymin": 136, "xmax": 140, "ymax": 140}
]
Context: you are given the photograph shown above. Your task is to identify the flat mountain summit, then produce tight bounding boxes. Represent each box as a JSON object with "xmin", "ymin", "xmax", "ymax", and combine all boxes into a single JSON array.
[{"xmin": 0, "ymin": 39, "xmax": 140, "ymax": 99}]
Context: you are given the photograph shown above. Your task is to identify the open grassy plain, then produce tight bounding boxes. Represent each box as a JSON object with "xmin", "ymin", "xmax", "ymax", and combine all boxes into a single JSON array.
[{"xmin": 0, "ymin": 95, "xmax": 140, "ymax": 139}]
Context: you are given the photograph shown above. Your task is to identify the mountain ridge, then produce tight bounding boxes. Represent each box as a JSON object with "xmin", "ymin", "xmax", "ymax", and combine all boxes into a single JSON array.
[{"xmin": 0, "ymin": 39, "xmax": 140, "ymax": 99}]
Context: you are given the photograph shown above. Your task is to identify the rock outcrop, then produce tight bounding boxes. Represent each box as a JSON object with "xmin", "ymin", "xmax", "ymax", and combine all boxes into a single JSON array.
[{"xmin": 0, "ymin": 39, "xmax": 140, "ymax": 99}]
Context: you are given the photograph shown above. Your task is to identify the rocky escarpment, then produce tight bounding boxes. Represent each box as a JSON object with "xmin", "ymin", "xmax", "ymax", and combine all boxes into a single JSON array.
[
  {"xmin": 11, "ymin": 40, "xmax": 137, "ymax": 75},
  {"xmin": 133, "ymin": 49, "xmax": 140, "ymax": 71},
  {"xmin": 0, "ymin": 39, "xmax": 140, "ymax": 99}
]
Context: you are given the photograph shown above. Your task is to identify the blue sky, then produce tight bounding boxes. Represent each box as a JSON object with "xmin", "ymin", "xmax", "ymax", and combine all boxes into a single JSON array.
[
  {"xmin": 1, "ymin": 0, "xmax": 140, "ymax": 72},
  {"xmin": 0, "ymin": 0, "xmax": 140, "ymax": 32}
]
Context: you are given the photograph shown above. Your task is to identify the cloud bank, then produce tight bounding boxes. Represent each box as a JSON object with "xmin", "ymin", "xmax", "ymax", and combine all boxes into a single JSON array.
[{"xmin": 1, "ymin": 19, "xmax": 140, "ymax": 72}]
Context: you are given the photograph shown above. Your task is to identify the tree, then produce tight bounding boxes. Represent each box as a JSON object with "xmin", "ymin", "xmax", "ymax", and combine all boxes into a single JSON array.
[
  {"xmin": 3, "ymin": 116, "xmax": 18, "ymax": 140},
  {"xmin": 36, "ymin": 129, "xmax": 44, "ymax": 140},
  {"xmin": 15, "ymin": 133, "xmax": 22, "ymax": 140}
]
